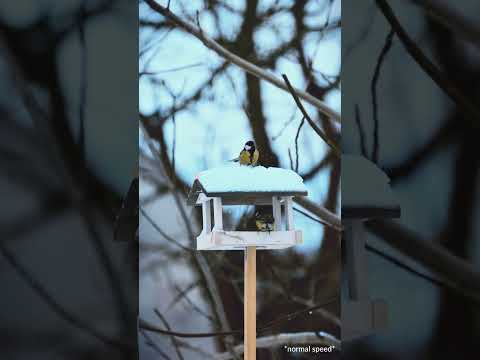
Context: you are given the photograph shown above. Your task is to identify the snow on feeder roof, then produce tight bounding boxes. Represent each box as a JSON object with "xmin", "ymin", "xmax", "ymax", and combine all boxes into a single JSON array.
[
  {"xmin": 187, "ymin": 164, "xmax": 308, "ymax": 205},
  {"xmin": 342, "ymin": 155, "xmax": 400, "ymax": 219}
]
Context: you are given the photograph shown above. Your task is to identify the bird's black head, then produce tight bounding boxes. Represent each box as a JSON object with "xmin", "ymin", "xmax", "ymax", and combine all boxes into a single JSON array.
[{"xmin": 244, "ymin": 140, "xmax": 255, "ymax": 151}]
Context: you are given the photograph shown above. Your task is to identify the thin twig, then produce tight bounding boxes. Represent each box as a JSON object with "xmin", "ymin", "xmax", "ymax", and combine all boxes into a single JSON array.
[
  {"xmin": 154, "ymin": 310, "xmax": 186, "ymax": 360},
  {"xmin": 282, "ymin": 74, "xmax": 341, "ymax": 157},
  {"xmin": 170, "ymin": 283, "xmax": 215, "ymax": 322},
  {"xmin": 140, "ymin": 62, "xmax": 204, "ymax": 77},
  {"xmin": 301, "ymin": 152, "xmax": 334, "ymax": 181},
  {"xmin": 371, "ymin": 28, "xmax": 394, "ymax": 163},
  {"xmin": 175, "ymin": 338, "xmax": 216, "ymax": 358},
  {"xmin": 288, "ymin": 148, "xmax": 294, "ymax": 170},
  {"xmin": 140, "ymin": 207, "xmax": 193, "ymax": 252},
  {"xmin": 166, "ymin": 281, "xmax": 199, "ymax": 311},
  {"xmin": 140, "ymin": 318, "xmax": 241, "ymax": 338},
  {"xmin": 387, "ymin": 119, "xmax": 457, "ymax": 182},
  {"xmin": 354, "ymin": 104, "xmax": 367, "ymax": 157},
  {"xmin": 257, "ymin": 298, "xmax": 340, "ymax": 332},
  {"xmin": 140, "ymin": 329, "xmax": 172, "ymax": 360},
  {"xmin": 294, "ymin": 117, "xmax": 305, "ymax": 172},
  {"xmin": 171, "ymin": 110, "xmax": 176, "ymax": 173},
  {"xmin": 293, "ymin": 207, "xmax": 339, "ymax": 231}
]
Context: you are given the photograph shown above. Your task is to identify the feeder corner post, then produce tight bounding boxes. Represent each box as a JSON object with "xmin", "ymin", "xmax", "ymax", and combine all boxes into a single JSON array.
[
  {"xmin": 285, "ymin": 196, "xmax": 295, "ymax": 231},
  {"xmin": 201, "ymin": 198, "xmax": 212, "ymax": 235},
  {"xmin": 213, "ymin": 197, "xmax": 223, "ymax": 230},
  {"xmin": 272, "ymin": 196, "xmax": 282, "ymax": 231}
]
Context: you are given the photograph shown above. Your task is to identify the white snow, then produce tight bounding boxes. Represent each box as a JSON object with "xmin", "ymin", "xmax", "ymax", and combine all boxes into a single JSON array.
[
  {"xmin": 195, "ymin": 163, "xmax": 308, "ymax": 193},
  {"xmin": 342, "ymin": 155, "xmax": 398, "ymax": 208}
]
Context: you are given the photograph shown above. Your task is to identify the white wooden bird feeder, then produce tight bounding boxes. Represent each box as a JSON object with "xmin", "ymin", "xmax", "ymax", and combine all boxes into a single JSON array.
[
  {"xmin": 341, "ymin": 155, "xmax": 400, "ymax": 341},
  {"xmin": 187, "ymin": 164, "xmax": 308, "ymax": 359}
]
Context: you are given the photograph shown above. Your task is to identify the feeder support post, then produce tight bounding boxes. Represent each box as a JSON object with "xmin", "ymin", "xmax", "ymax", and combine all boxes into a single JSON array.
[{"xmin": 244, "ymin": 246, "xmax": 256, "ymax": 360}]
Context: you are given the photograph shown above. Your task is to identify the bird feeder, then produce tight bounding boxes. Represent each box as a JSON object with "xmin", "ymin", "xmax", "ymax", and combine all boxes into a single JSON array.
[
  {"xmin": 341, "ymin": 155, "xmax": 400, "ymax": 341},
  {"xmin": 187, "ymin": 164, "xmax": 308, "ymax": 359}
]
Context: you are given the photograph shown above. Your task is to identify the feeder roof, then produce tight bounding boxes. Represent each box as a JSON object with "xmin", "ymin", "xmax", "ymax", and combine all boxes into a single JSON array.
[
  {"xmin": 342, "ymin": 155, "xmax": 400, "ymax": 219},
  {"xmin": 187, "ymin": 164, "xmax": 308, "ymax": 205}
]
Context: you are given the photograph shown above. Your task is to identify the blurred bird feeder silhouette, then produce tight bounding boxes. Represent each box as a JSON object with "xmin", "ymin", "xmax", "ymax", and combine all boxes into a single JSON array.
[
  {"xmin": 341, "ymin": 155, "xmax": 401, "ymax": 341},
  {"xmin": 187, "ymin": 165, "xmax": 308, "ymax": 360}
]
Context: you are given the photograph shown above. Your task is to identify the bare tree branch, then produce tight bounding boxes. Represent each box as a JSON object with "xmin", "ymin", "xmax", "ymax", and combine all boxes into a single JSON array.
[
  {"xmin": 365, "ymin": 220, "xmax": 480, "ymax": 295},
  {"xmin": 366, "ymin": 243, "xmax": 480, "ymax": 306},
  {"xmin": 144, "ymin": 0, "xmax": 341, "ymax": 123},
  {"xmin": 140, "ymin": 300, "xmax": 338, "ymax": 338},
  {"xmin": 293, "ymin": 207, "xmax": 339, "ymax": 231},
  {"xmin": 375, "ymin": 0, "xmax": 480, "ymax": 127},
  {"xmin": 154, "ymin": 309, "xmax": 186, "ymax": 360},
  {"xmin": 282, "ymin": 74, "xmax": 341, "ymax": 157},
  {"xmin": 300, "ymin": 152, "xmax": 334, "ymax": 181},
  {"xmin": 293, "ymin": 197, "xmax": 341, "ymax": 231},
  {"xmin": 140, "ymin": 329, "xmax": 173, "ymax": 360},
  {"xmin": 409, "ymin": 0, "xmax": 480, "ymax": 49},
  {"xmin": 140, "ymin": 318, "xmax": 241, "ymax": 338}
]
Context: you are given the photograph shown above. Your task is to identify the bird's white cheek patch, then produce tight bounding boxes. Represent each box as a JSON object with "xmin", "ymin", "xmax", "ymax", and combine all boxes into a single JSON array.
[{"xmin": 245, "ymin": 145, "xmax": 251, "ymax": 150}]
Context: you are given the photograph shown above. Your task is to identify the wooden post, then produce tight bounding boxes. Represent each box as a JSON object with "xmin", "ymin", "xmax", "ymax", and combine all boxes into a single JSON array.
[{"xmin": 244, "ymin": 246, "xmax": 256, "ymax": 360}]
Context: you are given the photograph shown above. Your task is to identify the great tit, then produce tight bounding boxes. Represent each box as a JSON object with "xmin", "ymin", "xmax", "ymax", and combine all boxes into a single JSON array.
[
  {"xmin": 237, "ymin": 140, "xmax": 259, "ymax": 166},
  {"xmin": 255, "ymin": 211, "xmax": 274, "ymax": 232}
]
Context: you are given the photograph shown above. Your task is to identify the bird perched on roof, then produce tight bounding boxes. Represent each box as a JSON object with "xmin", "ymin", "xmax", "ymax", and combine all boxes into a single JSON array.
[
  {"xmin": 255, "ymin": 211, "xmax": 274, "ymax": 232},
  {"xmin": 234, "ymin": 140, "xmax": 259, "ymax": 166}
]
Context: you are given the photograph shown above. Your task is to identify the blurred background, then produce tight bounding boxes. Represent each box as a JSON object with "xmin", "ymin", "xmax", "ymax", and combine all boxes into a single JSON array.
[
  {"xmin": 342, "ymin": 0, "xmax": 480, "ymax": 359},
  {"xmin": 139, "ymin": 0, "xmax": 341, "ymax": 359},
  {"xmin": 0, "ymin": 0, "xmax": 137, "ymax": 359}
]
